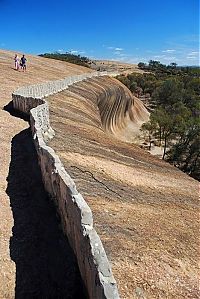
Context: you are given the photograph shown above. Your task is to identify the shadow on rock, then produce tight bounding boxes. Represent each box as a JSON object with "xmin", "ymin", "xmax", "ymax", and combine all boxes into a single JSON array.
[
  {"xmin": 6, "ymin": 128, "xmax": 87, "ymax": 299},
  {"xmin": 4, "ymin": 101, "xmax": 30, "ymax": 122}
]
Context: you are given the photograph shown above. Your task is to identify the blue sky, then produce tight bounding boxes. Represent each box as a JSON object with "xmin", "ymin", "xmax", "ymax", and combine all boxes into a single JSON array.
[{"xmin": 0, "ymin": 0, "xmax": 199, "ymax": 65}]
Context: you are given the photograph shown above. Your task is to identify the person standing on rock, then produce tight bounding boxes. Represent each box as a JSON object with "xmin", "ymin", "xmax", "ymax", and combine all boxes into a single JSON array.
[
  {"xmin": 14, "ymin": 54, "xmax": 20, "ymax": 70},
  {"xmin": 20, "ymin": 54, "xmax": 27, "ymax": 72}
]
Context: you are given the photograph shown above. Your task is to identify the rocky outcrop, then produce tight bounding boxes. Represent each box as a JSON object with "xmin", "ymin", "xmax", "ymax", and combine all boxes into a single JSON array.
[
  {"xmin": 3, "ymin": 49, "xmax": 198, "ymax": 299},
  {"xmin": 68, "ymin": 76, "xmax": 149, "ymax": 140},
  {"xmin": 12, "ymin": 72, "xmax": 120, "ymax": 299},
  {"xmin": 12, "ymin": 72, "xmax": 149, "ymax": 299}
]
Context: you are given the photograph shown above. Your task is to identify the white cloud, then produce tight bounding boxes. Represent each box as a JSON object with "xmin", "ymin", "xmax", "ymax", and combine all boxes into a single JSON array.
[
  {"xmin": 162, "ymin": 49, "xmax": 176, "ymax": 53},
  {"xmin": 99, "ymin": 40, "xmax": 199, "ymax": 65},
  {"xmin": 70, "ymin": 50, "xmax": 78, "ymax": 54},
  {"xmin": 69, "ymin": 49, "xmax": 86, "ymax": 55},
  {"xmin": 187, "ymin": 51, "xmax": 199, "ymax": 56},
  {"xmin": 115, "ymin": 47, "xmax": 123, "ymax": 51},
  {"xmin": 57, "ymin": 49, "xmax": 64, "ymax": 52},
  {"xmin": 113, "ymin": 52, "xmax": 127, "ymax": 56},
  {"xmin": 186, "ymin": 56, "xmax": 196, "ymax": 59},
  {"xmin": 163, "ymin": 56, "xmax": 176, "ymax": 60},
  {"xmin": 107, "ymin": 46, "xmax": 124, "ymax": 51},
  {"xmin": 153, "ymin": 55, "xmax": 165, "ymax": 58}
]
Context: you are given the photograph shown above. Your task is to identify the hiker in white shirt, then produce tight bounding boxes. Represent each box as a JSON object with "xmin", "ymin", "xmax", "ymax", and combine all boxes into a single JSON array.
[{"xmin": 14, "ymin": 54, "xmax": 20, "ymax": 70}]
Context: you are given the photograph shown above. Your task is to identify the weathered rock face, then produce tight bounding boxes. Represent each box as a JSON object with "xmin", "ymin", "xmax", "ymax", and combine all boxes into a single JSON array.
[
  {"xmin": 69, "ymin": 76, "xmax": 149, "ymax": 141},
  {"xmin": 47, "ymin": 77, "xmax": 199, "ymax": 299}
]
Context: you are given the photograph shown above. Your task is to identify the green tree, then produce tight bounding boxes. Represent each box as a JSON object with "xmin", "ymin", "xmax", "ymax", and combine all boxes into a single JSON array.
[
  {"xmin": 167, "ymin": 121, "xmax": 200, "ymax": 180},
  {"xmin": 138, "ymin": 62, "xmax": 146, "ymax": 69},
  {"xmin": 169, "ymin": 62, "xmax": 177, "ymax": 68},
  {"xmin": 186, "ymin": 78, "xmax": 200, "ymax": 95},
  {"xmin": 39, "ymin": 52, "xmax": 91, "ymax": 67},
  {"xmin": 151, "ymin": 78, "xmax": 184, "ymax": 110},
  {"xmin": 116, "ymin": 75, "xmax": 131, "ymax": 89},
  {"xmin": 151, "ymin": 108, "xmax": 174, "ymax": 158},
  {"xmin": 146, "ymin": 103, "xmax": 191, "ymax": 159},
  {"xmin": 129, "ymin": 81, "xmax": 138, "ymax": 93},
  {"xmin": 116, "ymin": 61, "xmax": 200, "ymax": 179},
  {"xmin": 141, "ymin": 120, "xmax": 157, "ymax": 150}
]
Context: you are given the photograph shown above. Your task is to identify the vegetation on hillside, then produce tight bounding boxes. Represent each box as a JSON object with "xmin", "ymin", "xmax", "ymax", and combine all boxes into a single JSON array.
[
  {"xmin": 39, "ymin": 52, "xmax": 91, "ymax": 68},
  {"xmin": 116, "ymin": 61, "xmax": 200, "ymax": 181}
]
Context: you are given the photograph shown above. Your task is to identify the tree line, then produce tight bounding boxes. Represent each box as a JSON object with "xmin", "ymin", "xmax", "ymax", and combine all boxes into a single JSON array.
[
  {"xmin": 39, "ymin": 52, "xmax": 91, "ymax": 68},
  {"xmin": 116, "ymin": 61, "xmax": 200, "ymax": 181}
]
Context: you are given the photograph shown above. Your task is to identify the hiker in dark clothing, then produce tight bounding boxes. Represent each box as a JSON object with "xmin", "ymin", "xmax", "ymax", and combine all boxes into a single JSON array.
[{"xmin": 20, "ymin": 55, "xmax": 27, "ymax": 71}]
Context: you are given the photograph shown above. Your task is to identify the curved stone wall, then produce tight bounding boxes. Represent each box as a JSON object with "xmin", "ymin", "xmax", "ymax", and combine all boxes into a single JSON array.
[{"xmin": 12, "ymin": 72, "xmax": 120, "ymax": 299}]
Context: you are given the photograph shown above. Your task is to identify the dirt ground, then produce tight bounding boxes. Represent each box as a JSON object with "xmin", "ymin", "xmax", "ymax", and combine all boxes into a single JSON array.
[
  {"xmin": 47, "ymin": 81, "xmax": 200, "ymax": 299},
  {"xmin": 0, "ymin": 49, "xmax": 91, "ymax": 299}
]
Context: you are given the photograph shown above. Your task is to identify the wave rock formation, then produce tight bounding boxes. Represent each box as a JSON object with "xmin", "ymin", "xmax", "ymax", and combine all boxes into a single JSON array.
[{"xmin": 69, "ymin": 76, "xmax": 149, "ymax": 141}]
